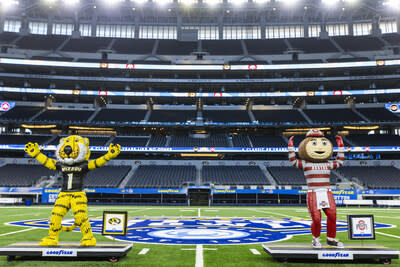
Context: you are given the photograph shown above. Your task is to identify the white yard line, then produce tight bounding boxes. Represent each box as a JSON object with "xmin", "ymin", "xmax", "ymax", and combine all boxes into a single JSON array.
[
  {"xmin": 138, "ymin": 248, "xmax": 150, "ymax": 255},
  {"xmin": 195, "ymin": 244, "xmax": 203, "ymax": 267},
  {"xmin": 0, "ymin": 207, "xmax": 51, "ymax": 209},
  {"xmin": 0, "ymin": 228, "xmax": 36, "ymax": 237},
  {"xmin": 198, "ymin": 208, "xmax": 201, "ymax": 217},
  {"xmin": 250, "ymin": 249, "xmax": 261, "ymax": 255},
  {"xmin": 249, "ymin": 208, "xmax": 305, "ymax": 219},
  {"xmin": 376, "ymin": 232, "xmax": 400, "ymax": 239}
]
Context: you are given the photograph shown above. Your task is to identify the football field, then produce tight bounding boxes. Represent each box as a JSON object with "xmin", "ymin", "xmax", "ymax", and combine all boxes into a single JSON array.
[{"xmin": 0, "ymin": 205, "xmax": 399, "ymax": 267}]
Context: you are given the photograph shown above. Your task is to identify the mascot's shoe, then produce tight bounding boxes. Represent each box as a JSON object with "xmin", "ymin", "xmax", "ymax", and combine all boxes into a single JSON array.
[
  {"xmin": 81, "ymin": 236, "xmax": 96, "ymax": 247},
  {"xmin": 39, "ymin": 236, "xmax": 58, "ymax": 246},
  {"xmin": 312, "ymin": 236, "xmax": 322, "ymax": 249},
  {"xmin": 327, "ymin": 237, "xmax": 344, "ymax": 248}
]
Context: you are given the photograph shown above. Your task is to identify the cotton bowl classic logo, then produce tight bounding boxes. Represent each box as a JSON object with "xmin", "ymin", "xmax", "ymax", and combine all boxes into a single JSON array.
[{"xmin": 8, "ymin": 217, "xmax": 392, "ymax": 245}]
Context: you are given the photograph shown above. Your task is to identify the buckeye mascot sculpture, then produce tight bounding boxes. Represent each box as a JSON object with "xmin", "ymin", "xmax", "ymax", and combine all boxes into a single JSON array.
[
  {"xmin": 25, "ymin": 135, "xmax": 121, "ymax": 246},
  {"xmin": 288, "ymin": 129, "xmax": 345, "ymax": 248}
]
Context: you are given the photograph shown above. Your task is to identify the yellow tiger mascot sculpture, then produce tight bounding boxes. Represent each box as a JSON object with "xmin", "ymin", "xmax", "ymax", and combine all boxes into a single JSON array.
[{"xmin": 25, "ymin": 135, "xmax": 121, "ymax": 246}]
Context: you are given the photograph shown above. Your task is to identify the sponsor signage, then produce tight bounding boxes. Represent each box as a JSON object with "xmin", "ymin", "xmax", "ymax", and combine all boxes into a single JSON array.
[
  {"xmin": 1, "ymin": 86, "xmax": 400, "ymax": 98},
  {"xmin": 385, "ymin": 103, "xmax": 400, "ymax": 113},
  {"xmin": 1, "ymin": 57, "xmax": 400, "ymax": 71},
  {"xmin": 42, "ymin": 249, "xmax": 77, "ymax": 257},
  {"xmin": 318, "ymin": 251, "xmax": 353, "ymax": 260},
  {"xmin": 0, "ymin": 101, "xmax": 15, "ymax": 112}
]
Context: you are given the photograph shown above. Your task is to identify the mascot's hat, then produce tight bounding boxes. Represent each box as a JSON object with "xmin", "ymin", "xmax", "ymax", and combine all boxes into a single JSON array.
[{"xmin": 306, "ymin": 129, "xmax": 324, "ymax": 137}]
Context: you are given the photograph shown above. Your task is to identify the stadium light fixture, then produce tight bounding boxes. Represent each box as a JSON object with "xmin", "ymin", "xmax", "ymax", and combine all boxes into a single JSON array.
[
  {"xmin": 43, "ymin": 0, "xmax": 57, "ymax": 5},
  {"xmin": 130, "ymin": 0, "xmax": 146, "ymax": 5},
  {"xmin": 383, "ymin": 0, "xmax": 400, "ymax": 10},
  {"xmin": 344, "ymin": 0, "xmax": 358, "ymax": 4},
  {"xmin": 253, "ymin": 0, "xmax": 269, "ymax": 4},
  {"xmin": 63, "ymin": 0, "xmax": 79, "ymax": 6},
  {"xmin": 179, "ymin": 0, "xmax": 197, "ymax": 5},
  {"xmin": 321, "ymin": 0, "xmax": 339, "ymax": 6},
  {"xmin": 277, "ymin": 0, "xmax": 299, "ymax": 6},
  {"xmin": 230, "ymin": 0, "xmax": 248, "ymax": 6},
  {"xmin": 203, "ymin": 0, "xmax": 222, "ymax": 6},
  {"xmin": 101, "ymin": 0, "xmax": 125, "ymax": 6},
  {"xmin": 0, "ymin": 0, "xmax": 19, "ymax": 11},
  {"xmin": 153, "ymin": 0, "xmax": 173, "ymax": 5}
]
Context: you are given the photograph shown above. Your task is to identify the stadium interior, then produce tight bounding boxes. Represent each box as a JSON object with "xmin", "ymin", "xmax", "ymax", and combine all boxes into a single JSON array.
[{"xmin": 0, "ymin": 0, "xmax": 399, "ymax": 206}]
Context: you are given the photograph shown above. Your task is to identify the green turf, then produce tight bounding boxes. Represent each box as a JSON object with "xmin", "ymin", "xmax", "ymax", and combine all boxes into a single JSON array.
[{"xmin": 0, "ymin": 206, "xmax": 399, "ymax": 267}]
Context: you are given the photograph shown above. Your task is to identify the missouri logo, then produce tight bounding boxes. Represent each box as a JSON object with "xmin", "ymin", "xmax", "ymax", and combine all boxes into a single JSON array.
[
  {"xmin": 108, "ymin": 217, "xmax": 121, "ymax": 225},
  {"xmin": 7, "ymin": 217, "xmax": 392, "ymax": 245}
]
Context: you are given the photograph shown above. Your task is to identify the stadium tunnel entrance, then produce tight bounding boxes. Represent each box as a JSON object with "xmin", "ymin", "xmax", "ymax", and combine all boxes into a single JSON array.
[{"xmin": 189, "ymin": 188, "xmax": 210, "ymax": 206}]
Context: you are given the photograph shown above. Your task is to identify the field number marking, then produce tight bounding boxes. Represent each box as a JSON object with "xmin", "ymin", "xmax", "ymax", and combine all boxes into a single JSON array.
[
  {"xmin": 250, "ymin": 249, "xmax": 261, "ymax": 255},
  {"xmin": 138, "ymin": 248, "xmax": 150, "ymax": 255}
]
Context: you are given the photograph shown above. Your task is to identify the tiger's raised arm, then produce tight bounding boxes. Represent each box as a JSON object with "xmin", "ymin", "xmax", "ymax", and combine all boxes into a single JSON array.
[{"xmin": 24, "ymin": 142, "xmax": 56, "ymax": 170}]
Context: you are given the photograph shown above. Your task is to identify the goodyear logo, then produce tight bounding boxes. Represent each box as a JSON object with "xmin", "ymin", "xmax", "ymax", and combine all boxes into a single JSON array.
[
  {"xmin": 45, "ymin": 189, "xmax": 61, "ymax": 193},
  {"xmin": 318, "ymin": 252, "xmax": 353, "ymax": 260},
  {"xmin": 213, "ymin": 189, "xmax": 236, "ymax": 193},
  {"xmin": 43, "ymin": 249, "xmax": 77, "ymax": 257},
  {"xmin": 158, "ymin": 189, "xmax": 179, "ymax": 193},
  {"xmin": 8, "ymin": 217, "xmax": 393, "ymax": 245}
]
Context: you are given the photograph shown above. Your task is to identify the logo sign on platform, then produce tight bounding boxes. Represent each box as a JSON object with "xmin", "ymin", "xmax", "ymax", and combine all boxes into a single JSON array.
[
  {"xmin": 102, "ymin": 211, "xmax": 128, "ymax": 236},
  {"xmin": 347, "ymin": 214, "xmax": 375, "ymax": 240},
  {"xmin": 318, "ymin": 251, "xmax": 353, "ymax": 260},
  {"xmin": 42, "ymin": 249, "xmax": 77, "ymax": 257},
  {"xmin": 8, "ymin": 217, "xmax": 392, "ymax": 245}
]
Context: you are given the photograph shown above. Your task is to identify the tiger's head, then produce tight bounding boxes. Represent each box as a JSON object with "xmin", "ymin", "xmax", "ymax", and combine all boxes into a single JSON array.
[{"xmin": 55, "ymin": 135, "xmax": 90, "ymax": 165}]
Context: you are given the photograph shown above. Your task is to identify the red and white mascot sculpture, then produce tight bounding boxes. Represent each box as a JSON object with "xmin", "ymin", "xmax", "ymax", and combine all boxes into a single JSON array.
[{"xmin": 288, "ymin": 129, "xmax": 345, "ymax": 248}]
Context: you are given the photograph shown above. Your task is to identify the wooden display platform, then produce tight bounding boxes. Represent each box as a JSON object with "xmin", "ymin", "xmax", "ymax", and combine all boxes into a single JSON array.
[
  {"xmin": 263, "ymin": 243, "xmax": 399, "ymax": 264},
  {"xmin": 0, "ymin": 242, "xmax": 132, "ymax": 262}
]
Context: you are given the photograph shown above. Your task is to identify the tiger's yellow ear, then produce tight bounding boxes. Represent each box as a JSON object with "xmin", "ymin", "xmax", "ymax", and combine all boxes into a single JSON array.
[
  {"xmin": 83, "ymin": 138, "xmax": 89, "ymax": 146},
  {"xmin": 59, "ymin": 137, "xmax": 65, "ymax": 144}
]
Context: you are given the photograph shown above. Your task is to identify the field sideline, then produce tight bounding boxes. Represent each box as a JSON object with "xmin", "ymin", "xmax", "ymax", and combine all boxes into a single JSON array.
[{"xmin": 0, "ymin": 206, "xmax": 399, "ymax": 267}]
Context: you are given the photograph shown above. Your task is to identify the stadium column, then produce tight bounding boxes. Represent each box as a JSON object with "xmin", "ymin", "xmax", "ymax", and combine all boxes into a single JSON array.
[
  {"xmin": 47, "ymin": 14, "xmax": 53, "ymax": 36},
  {"xmin": 260, "ymin": 15, "xmax": 266, "ymax": 39},
  {"xmin": 90, "ymin": 9, "xmax": 97, "ymax": 38},
  {"xmin": 218, "ymin": 15, "xmax": 223, "ymax": 40},
  {"xmin": 0, "ymin": 16, "xmax": 4, "ymax": 34},
  {"xmin": 134, "ymin": 16, "xmax": 140, "ymax": 39},
  {"xmin": 303, "ymin": 21, "xmax": 309, "ymax": 38},
  {"xmin": 177, "ymin": 13, "xmax": 182, "ymax": 40},
  {"xmin": 348, "ymin": 18, "xmax": 354, "ymax": 36},
  {"xmin": 371, "ymin": 15, "xmax": 382, "ymax": 36},
  {"xmin": 397, "ymin": 16, "xmax": 400, "ymax": 34},
  {"xmin": 73, "ymin": 11, "xmax": 81, "ymax": 38},
  {"xmin": 19, "ymin": 13, "xmax": 30, "ymax": 35}
]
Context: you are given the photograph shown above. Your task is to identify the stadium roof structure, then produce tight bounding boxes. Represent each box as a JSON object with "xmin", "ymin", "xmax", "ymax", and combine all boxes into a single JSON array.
[{"xmin": 1, "ymin": 0, "xmax": 399, "ymax": 27}]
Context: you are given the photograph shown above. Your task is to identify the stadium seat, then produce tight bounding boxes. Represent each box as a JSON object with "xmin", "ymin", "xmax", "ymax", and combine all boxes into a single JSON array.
[{"xmin": 125, "ymin": 165, "xmax": 196, "ymax": 188}]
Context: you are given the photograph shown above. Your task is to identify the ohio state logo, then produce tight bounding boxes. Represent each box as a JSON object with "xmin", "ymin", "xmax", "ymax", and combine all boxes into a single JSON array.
[
  {"xmin": 356, "ymin": 220, "xmax": 367, "ymax": 231},
  {"xmin": 248, "ymin": 65, "xmax": 257, "ymax": 70},
  {"xmin": 7, "ymin": 217, "xmax": 392, "ymax": 245}
]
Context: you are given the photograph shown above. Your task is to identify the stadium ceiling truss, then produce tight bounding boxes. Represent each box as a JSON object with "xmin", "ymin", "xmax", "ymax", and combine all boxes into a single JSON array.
[{"xmin": 1, "ymin": 0, "xmax": 399, "ymax": 27}]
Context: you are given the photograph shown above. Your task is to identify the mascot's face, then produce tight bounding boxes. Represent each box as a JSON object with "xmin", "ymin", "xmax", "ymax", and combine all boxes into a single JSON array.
[
  {"xmin": 298, "ymin": 137, "xmax": 333, "ymax": 163},
  {"xmin": 56, "ymin": 135, "xmax": 90, "ymax": 165}
]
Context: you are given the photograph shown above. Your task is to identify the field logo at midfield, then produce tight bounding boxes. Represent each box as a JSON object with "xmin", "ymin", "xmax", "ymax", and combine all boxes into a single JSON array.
[{"xmin": 7, "ymin": 217, "xmax": 392, "ymax": 245}]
